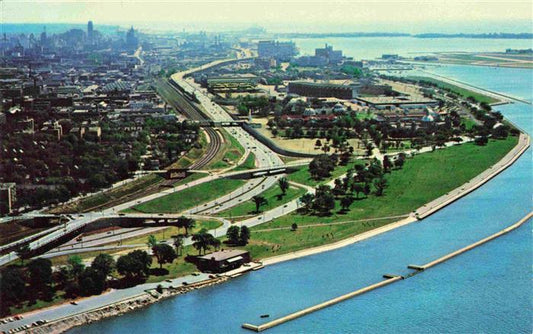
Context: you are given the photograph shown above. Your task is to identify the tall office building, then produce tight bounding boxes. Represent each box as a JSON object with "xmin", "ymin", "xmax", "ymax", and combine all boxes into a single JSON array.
[
  {"xmin": 87, "ymin": 20, "xmax": 94, "ymax": 44},
  {"xmin": 125, "ymin": 26, "xmax": 139, "ymax": 51}
]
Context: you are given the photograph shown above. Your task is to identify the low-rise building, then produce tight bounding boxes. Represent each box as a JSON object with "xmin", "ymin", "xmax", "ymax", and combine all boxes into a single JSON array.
[
  {"xmin": 196, "ymin": 249, "xmax": 251, "ymax": 273},
  {"xmin": 288, "ymin": 81, "xmax": 356, "ymax": 99}
]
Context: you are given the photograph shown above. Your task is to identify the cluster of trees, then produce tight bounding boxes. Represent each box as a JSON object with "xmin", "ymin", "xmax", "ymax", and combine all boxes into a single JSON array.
[
  {"xmin": 147, "ymin": 235, "xmax": 177, "ymax": 270},
  {"xmin": 235, "ymin": 95, "xmax": 277, "ymax": 117},
  {"xmin": 225, "ymin": 226, "xmax": 251, "ymax": 246},
  {"xmin": 309, "ymin": 154, "xmax": 338, "ymax": 180},
  {"xmin": 0, "ymin": 253, "xmax": 116, "ymax": 316},
  {"xmin": 300, "ymin": 157, "xmax": 395, "ymax": 216},
  {"xmin": 191, "ymin": 228, "xmax": 220, "ymax": 255},
  {"xmin": 116, "ymin": 250, "xmax": 153, "ymax": 281},
  {"xmin": 1, "ymin": 113, "xmax": 200, "ymax": 211}
]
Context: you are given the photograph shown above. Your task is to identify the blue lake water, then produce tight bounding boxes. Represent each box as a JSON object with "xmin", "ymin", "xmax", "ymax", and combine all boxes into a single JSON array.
[
  {"xmin": 284, "ymin": 36, "xmax": 533, "ymax": 59},
  {"xmin": 71, "ymin": 54, "xmax": 532, "ymax": 334}
]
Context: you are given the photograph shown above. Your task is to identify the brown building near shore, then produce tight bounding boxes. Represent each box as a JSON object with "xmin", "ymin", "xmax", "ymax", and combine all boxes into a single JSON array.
[{"xmin": 196, "ymin": 249, "xmax": 251, "ymax": 273}]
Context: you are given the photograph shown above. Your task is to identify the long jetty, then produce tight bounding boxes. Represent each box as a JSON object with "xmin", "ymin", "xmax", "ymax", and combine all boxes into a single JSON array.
[
  {"xmin": 242, "ymin": 211, "xmax": 532, "ymax": 332},
  {"xmin": 242, "ymin": 275, "xmax": 403, "ymax": 332},
  {"xmin": 409, "ymin": 211, "xmax": 533, "ymax": 271}
]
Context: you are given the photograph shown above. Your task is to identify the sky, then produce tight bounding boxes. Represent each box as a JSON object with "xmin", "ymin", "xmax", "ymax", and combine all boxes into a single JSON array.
[{"xmin": 3, "ymin": 0, "xmax": 533, "ymax": 33}]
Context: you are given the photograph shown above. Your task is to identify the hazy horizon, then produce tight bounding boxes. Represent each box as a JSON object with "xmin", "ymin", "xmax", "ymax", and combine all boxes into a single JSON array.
[{"xmin": 4, "ymin": 1, "xmax": 533, "ymax": 34}]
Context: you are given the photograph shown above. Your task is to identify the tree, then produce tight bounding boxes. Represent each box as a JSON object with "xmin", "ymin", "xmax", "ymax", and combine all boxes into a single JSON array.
[
  {"xmin": 27, "ymin": 258, "xmax": 53, "ymax": 291},
  {"xmin": 152, "ymin": 244, "xmax": 177, "ymax": 269},
  {"xmin": 147, "ymin": 235, "xmax": 158, "ymax": 249},
  {"xmin": 278, "ymin": 177, "xmax": 289, "ymax": 196},
  {"xmin": 226, "ymin": 226, "xmax": 240, "ymax": 245},
  {"xmin": 475, "ymin": 135, "xmax": 488, "ymax": 146},
  {"xmin": 309, "ymin": 154, "xmax": 336, "ymax": 180},
  {"xmin": 251, "ymin": 195, "xmax": 268, "ymax": 213},
  {"xmin": 15, "ymin": 244, "xmax": 31, "ymax": 265},
  {"xmin": 68, "ymin": 255, "xmax": 85, "ymax": 279},
  {"xmin": 117, "ymin": 250, "xmax": 152, "ymax": 279},
  {"xmin": 313, "ymin": 185, "xmax": 336, "ymax": 214},
  {"xmin": 394, "ymin": 155, "xmax": 405, "ymax": 169},
  {"xmin": 0, "ymin": 266, "xmax": 26, "ymax": 307},
  {"xmin": 171, "ymin": 235, "xmax": 184, "ymax": 256},
  {"xmin": 351, "ymin": 183, "xmax": 364, "ymax": 199},
  {"xmin": 363, "ymin": 183, "xmax": 371, "ymax": 198},
  {"xmin": 91, "ymin": 254, "xmax": 116, "ymax": 277},
  {"xmin": 374, "ymin": 177, "xmax": 388, "ymax": 196},
  {"xmin": 177, "ymin": 216, "xmax": 196, "ymax": 236},
  {"xmin": 340, "ymin": 195, "xmax": 355, "ymax": 211},
  {"xmin": 383, "ymin": 155, "xmax": 392, "ymax": 172},
  {"xmin": 291, "ymin": 223, "xmax": 298, "ymax": 231},
  {"xmin": 79, "ymin": 267, "xmax": 106, "ymax": 296},
  {"xmin": 239, "ymin": 226, "xmax": 251, "ymax": 246},
  {"xmin": 299, "ymin": 193, "xmax": 314, "ymax": 212},
  {"xmin": 192, "ymin": 229, "xmax": 216, "ymax": 255}
]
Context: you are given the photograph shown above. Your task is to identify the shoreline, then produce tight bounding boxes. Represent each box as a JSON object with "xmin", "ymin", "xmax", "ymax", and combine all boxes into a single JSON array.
[{"xmin": 5, "ymin": 136, "xmax": 530, "ymax": 333}]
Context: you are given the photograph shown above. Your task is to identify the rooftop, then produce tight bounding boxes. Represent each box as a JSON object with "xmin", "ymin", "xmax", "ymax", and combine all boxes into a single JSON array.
[{"xmin": 198, "ymin": 249, "xmax": 249, "ymax": 262}]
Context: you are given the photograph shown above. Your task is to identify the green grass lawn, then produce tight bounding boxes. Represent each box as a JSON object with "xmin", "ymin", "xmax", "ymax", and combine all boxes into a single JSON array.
[
  {"xmin": 245, "ymin": 136, "xmax": 518, "ymax": 260},
  {"xmin": 234, "ymin": 152, "xmax": 257, "ymax": 171},
  {"xmin": 287, "ymin": 160, "xmax": 364, "ymax": 187},
  {"xmin": 130, "ymin": 178, "xmax": 245, "ymax": 213},
  {"xmin": 407, "ymin": 76, "xmax": 499, "ymax": 104},
  {"xmin": 461, "ymin": 117, "xmax": 478, "ymax": 130},
  {"xmin": 216, "ymin": 183, "xmax": 307, "ymax": 219}
]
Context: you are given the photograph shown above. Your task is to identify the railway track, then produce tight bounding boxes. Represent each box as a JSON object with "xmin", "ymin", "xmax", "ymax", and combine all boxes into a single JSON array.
[{"xmin": 155, "ymin": 79, "xmax": 222, "ymax": 169}]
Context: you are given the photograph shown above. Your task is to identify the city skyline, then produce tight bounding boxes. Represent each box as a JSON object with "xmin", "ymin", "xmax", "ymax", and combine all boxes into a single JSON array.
[{"xmin": 4, "ymin": 0, "xmax": 533, "ymax": 33}]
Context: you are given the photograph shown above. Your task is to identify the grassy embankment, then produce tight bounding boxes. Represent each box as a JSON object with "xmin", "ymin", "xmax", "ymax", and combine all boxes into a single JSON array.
[
  {"xmin": 127, "ymin": 178, "xmax": 245, "ymax": 213},
  {"xmin": 216, "ymin": 184, "xmax": 307, "ymax": 220},
  {"xmin": 205, "ymin": 129, "xmax": 246, "ymax": 170},
  {"xmin": 241, "ymin": 136, "xmax": 518, "ymax": 260},
  {"xmin": 407, "ymin": 76, "xmax": 499, "ymax": 104},
  {"xmin": 233, "ymin": 152, "xmax": 257, "ymax": 171}
]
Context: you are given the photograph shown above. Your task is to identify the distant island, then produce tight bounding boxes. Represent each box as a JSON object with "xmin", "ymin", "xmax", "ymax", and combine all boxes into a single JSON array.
[{"xmin": 278, "ymin": 32, "xmax": 533, "ymax": 39}]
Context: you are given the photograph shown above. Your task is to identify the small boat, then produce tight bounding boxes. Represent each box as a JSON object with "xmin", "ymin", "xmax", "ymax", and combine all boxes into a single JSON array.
[{"xmin": 260, "ymin": 314, "xmax": 270, "ymax": 318}]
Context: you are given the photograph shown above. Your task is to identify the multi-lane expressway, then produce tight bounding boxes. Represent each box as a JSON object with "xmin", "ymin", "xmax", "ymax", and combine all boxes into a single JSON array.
[{"xmin": 0, "ymin": 57, "xmax": 308, "ymax": 266}]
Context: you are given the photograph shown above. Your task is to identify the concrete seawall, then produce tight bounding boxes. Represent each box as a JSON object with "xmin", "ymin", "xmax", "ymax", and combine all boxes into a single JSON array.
[
  {"xmin": 242, "ymin": 275, "xmax": 403, "ymax": 332},
  {"xmin": 416, "ymin": 133, "xmax": 530, "ymax": 220}
]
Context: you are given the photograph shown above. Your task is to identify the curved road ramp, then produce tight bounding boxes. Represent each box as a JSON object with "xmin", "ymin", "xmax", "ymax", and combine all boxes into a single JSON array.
[{"xmin": 242, "ymin": 211, "xmax": 532, "ymax": 332}]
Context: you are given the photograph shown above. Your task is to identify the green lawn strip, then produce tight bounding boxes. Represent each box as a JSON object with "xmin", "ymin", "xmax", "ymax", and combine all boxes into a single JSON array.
[
  {"xmin": 247, "ymin": 136, "xmax": 517, "ymax": 257},
  {"xmin": 287, "ymin": 160, "xmax": 363, "ymax": 187},
  {"xmin": 234, "ymin": 152, "xmax": 257, "ymax": 171},
  {"xmin": 245, "ymin": 217, "xmax": 398, "ymax": 260},
  {"xmin": 119, "ymin": 220, "xmax": 222, "ymax": 246},
  {"xmin": 131, "ymin": 178, "xmax": 245, "ymax": 213},
  {"xmin": 407, "ymin": 76, "xmax": 499, "ymax": 104},
  {"xmin": 216, "ymin": 184, "xmax": 307, "ymax": 219}
]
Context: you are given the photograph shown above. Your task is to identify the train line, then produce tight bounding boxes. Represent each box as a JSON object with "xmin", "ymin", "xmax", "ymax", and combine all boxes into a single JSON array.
[{"xmin": 155, "ymin": 79, "xmax": 221, "ymax": 169}]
